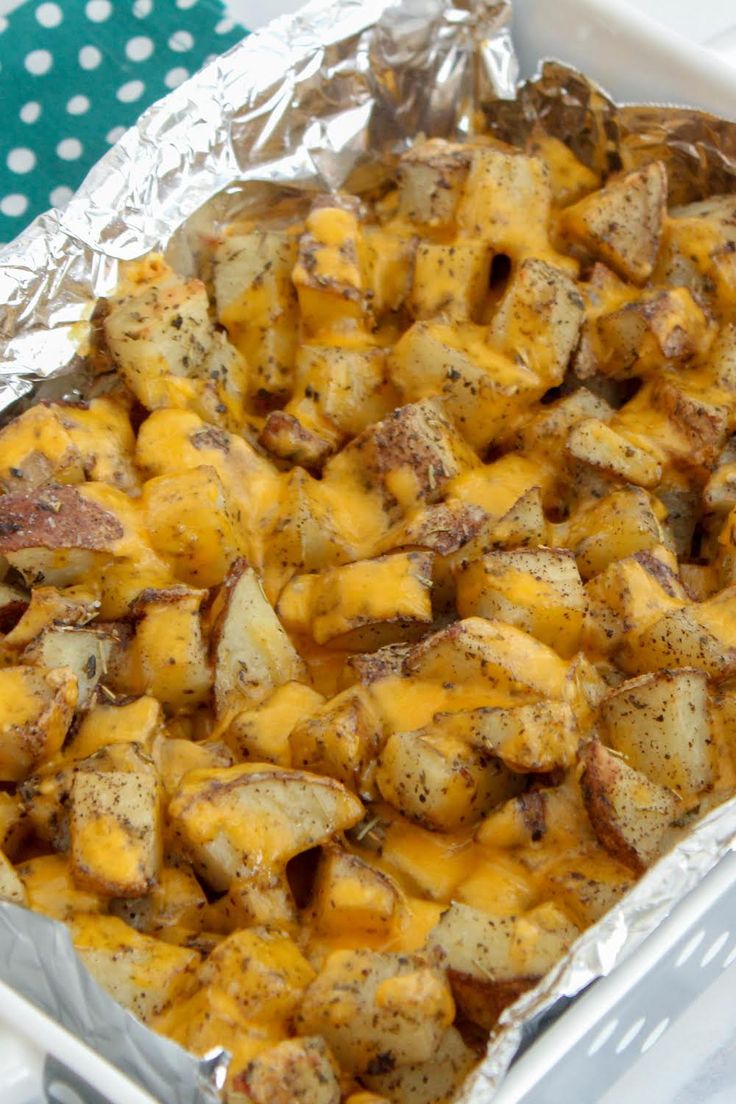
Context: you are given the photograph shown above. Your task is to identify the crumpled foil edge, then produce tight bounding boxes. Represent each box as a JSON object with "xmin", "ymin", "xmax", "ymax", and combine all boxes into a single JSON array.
[{"xmin": 1, "ymin": 0, "xmax": 736, "ymax": 1100}]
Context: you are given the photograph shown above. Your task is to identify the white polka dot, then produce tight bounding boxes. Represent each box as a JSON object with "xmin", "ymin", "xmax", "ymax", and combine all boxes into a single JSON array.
[
  {"xmin": 1, "ymin": 194, "xmax": 29, "ymax": 218},
  {"xmin": 168, "ymin": 29, "xmax": 193, "ymax": 52},
  {"xmin": 117, "ymin": 79, "xmax": 145, "ymax": 104},
  {"xmin": 203, "ymin": 53, "xmax": 216, "ymax": 66},
  {"xmin": 85, "ymin": 0, "xmax": 112, "ymax": 22},
  {"xmin": 50, "ymin": 185, "xmax": 73, "ymax": 207},
  {"xmin": 133, "ymin": 0, "xmax": 153, "ymax": 16},
  {"xmin": 7, "ymin": 148, "xmax": 36, "ymax": 174},
  {"xmin": 164, "ymin": 67, "xmax": 188, "ymax": 89},
  {"xmin": 126, "ymin": 35, "xmax": 154, "ymax": 62},
  {"xmin": 25, "ymin": 49, "xmax": 53, "ymax": 75},
  {"xmin": 57, "ymin": 137, "xmax": 83, "ymax": 161},
  {"xmin": 20, "ymin": 101, "xmax": 42, "ymax": 124},
  {"xmin": 0, "ymin": 16, "xmax": 7, "ymax": 33},
  {"xmin": 36, "ymin": 2, "xmax": 63, "ymax": 27},
  {"xmin": 215, "ymin": 18, "xmax": 235, "ymax": 33},
  {"xmin": 106, "ymin": 125, "xmax": 126, "ymax": 144},
  {"xmin": 66, "ymin": 94, "xmax": 90, "ymax": 116},
  {"xmin": 176, "ymin": 0, "xmax": 198, "ymax": 8},
  {"xmin": 79, "ymin": 44, "xmax": 102, "ymax": 70}
]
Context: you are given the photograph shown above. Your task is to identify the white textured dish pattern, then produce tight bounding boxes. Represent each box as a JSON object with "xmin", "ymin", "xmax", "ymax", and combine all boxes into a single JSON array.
[{"xmin": 2, "ymin": 1, "xmax": 736, "ymax": 1102}]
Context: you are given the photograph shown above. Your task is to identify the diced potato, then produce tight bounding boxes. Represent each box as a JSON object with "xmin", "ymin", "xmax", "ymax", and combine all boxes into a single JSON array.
[
  {"xmin": 142, "ymin": 466, "xmax": 244, "ymax": 588},
  {"xmin": 153, "ymin": 735, "xmax": 234, "ymax": 797},
  {"xmin": 214, "ymin": 229, "xmax": 299, "ymax": 403},
  {"xmin": 599, "ymin": 668, "xmax": 714, "ymax": 797},
  {"xmin": 565, "ymin": 487, "xmax": 671, "ymax": 580},
  {"xmin": 225, "ymin": 682, "xmax": 325, "ymax": 767},
  {"xmin": 18, "ymin": 854, "xmax": 105, "ymax": 920},
  {"xmin": 376, "ymin": 724, "xmax": 521, "ymax": 831},
  {"xmin": 197, "ymin": 927, "xmax": 315, "ymax": 1021},
  {"xmin": 258, "ymin": 411, "xmax": 333, "ymax": 469},
  {"xmin": 106, "ymin": 266, "xmax": 248, "ymax": 424},
  {"xmin": 654, "ymin": 194, "xmax": 736, "ymax": 313},
  {"xmin": 541, "ymin": 852, "xmax": 635, "ymax": 927},
  {"xmin": 297, "ymin": 949, "xmax": 455, "ymax": 1073},
  {"xmin": 110, "ymin": 864, "xmax": 207, "ymax": 938},
  {"xmin": 649, "ymin": 373, "xmax": 729, "ymax": 472},
  {"xmin": 53, "ymin": 397, "xmax": 139, "ymax": 494},
  {"xmin": 526, "ymin": 130, "xmax": 599, "ymax": 206},
  {"xmin": 406, "ymin": 617, "xmax": 569, "ymax": 701},
  {"xmin": 67, "ymin": 696, "xmax": 164, "ymax": 760},
  {"xmin": 219, "ymin": 869, "xmax": 297, "ymax": 931},
  {"xmin": 363, "ymin": 1026, "xmax": 475, "ymax": 1104},
  {"xmin": 289, "ymin": 685, "xmax": 384, "ymax": 791},
  {"xmin": 397, "ymin": 138, "xmax": 471, "ymax": 228},
  {"xmin": 0, "ymin": 404, "xmax": 84, "ymax": 493},
  {"xmin": 457, "ymin": 147, "xmax": 554, "ymax": 260},
  {"xmin": 0, "ymin": 666, "xmax": 76, "ymax": 782},
  {"xmin": 70, "ymin": 913, "xmax": 199, "ymax": 1022},
  {"xmin": 380, "ymin": 819, "xmax": 476, "ymax": 902},
  {"xmin": 567, "ymin": 418, "xmax": 662, "ymax": 488},
  {"xmin": 377, "ymin": 500, "xmax": 487, "ymax": 557},
  {"xmin": 323, "ymin": 398, "xmax": 478, "ymax": 517},
  {"xmin": 293, "ymin": 196, "xmax": 368, "ymax": 339},
  {"xmin": 169, "ymin": 763, "xmax": 363, "ymax": 891},
  {"xmin": 70, "ymin": 770, "xmax": 162, "ymax": 897},
  {"xmin": 580, "ymin": 739, "xmax": 679, "ymax": 873},
  {"xmin": 0, "ymin": 483, "xmax": 123, "ymax": 589},
  {"xmin": 134, "ymin": 408, "xmax": 279, "ymax": 563},
  {"xmin": 618, "ymin": 588, "xmax": 736, "ymax": 679},
  {"xmin": 22, "ymin": 626, "xmax": 116, "ymax": 710},
  {"xmin": 212, "ymin": 560, "xmax": 306, "ymax": 719},
  {"xmin": 408, "ymin": 241, "xmax": 492, "ymax": 322},
  {"xmin": 277, "ymin": 551, "xmax": 433, "ymax": 648},
  {"xmin": 3, "ymin": 584, "xmax": 99, "ymax": 649},
  {"xmin": 456, "ymin": 548, "xmax": 585, "ymax": 658},
  {"xmin": 595, "ymin": 287, "xmax": 711, "ymax": 379},
  {"xmin": 230, "ymin": 1037, "xmax": 341, "ymax": 1104},
  {"xmin": 583, "ymin": 550, "xmax": 686, "ymax": 656},
  {"xmin": 22, "ymin": 742, "xmax": 156, "ymax": 852},
  {"xmin": 488, "ymin": 258, "xmax": 584, "ymax": 387},
  {"xmin": 390, "ymin": 322, "xmax": 543, "ymax": 453},
  {"xmin": 308, "ymin": 846, "xmax": 400, "ymax": 937},
  {"xmin": 427, "ymin": 901, "xmax": 578, "ymax": 1029},
  {"xmin": 120, "ymin": 586, "xmax": 211, "ymax": 710},
  {"xmin": 0, "ymin": 849, "xmax": 26, "ymax": 906},
  {"xmin": 284, "ymin": 344, "xmax": 397, "ymax": 447},
  {"xmin": 559, "ymin": 161, "xmax": 667, "ymax": 284},
  {"xmin": 363, "ymin": 226, "xmax": 416, "ymax": 316},
  {"xmin": 441, "ymin": 700, "xmax": 578, "ymax": 772}
]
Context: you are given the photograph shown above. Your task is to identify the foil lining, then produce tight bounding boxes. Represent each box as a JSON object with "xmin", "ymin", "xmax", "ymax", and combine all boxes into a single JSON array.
[{"xmin": 1, "ymin": 0, "xmax": 736, "ymax": 1101}]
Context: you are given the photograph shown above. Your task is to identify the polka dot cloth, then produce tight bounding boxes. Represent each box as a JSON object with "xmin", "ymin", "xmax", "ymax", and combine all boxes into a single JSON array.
[{"xmin": 0, "ymin": 0, "xmax": 246, "ymax": 244}]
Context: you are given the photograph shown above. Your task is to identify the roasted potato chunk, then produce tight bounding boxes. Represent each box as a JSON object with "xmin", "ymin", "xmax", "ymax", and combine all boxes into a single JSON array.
[
  {"xmin": 297, "ymin": 949, "xmax": 455, "ymax": 1073},
  {"xmin": 212, "ymin": 559, "xmax": 306, "ymax": 719},
  {"xmin": 427, "ymin": 901, "xmax": 578, "ymax": 1030},
  {"xmin": 0, "ymin": 850, "xmax": 26, "ymax": 906},
  {"xmin": 231, "ymin": 1037, "xmax": 341, "ymax": 1104},
  {"xmin": 0, "ymin": 404, "xmax": 84, "ymax": 493},
  {"xmin": 308, "ymin": 846, "xmax": 400, "ymax": 937},
  {"xmin": 0, "ymin": 666, "xmax": 76, "ymax": 782},
  {"xmin": 600, "ymin": 668, "xmax": 714, "ymax": 797},
  {"xmin": 169, "ymin": 763, "xmax": 363, "ymax": 891},
  {"xmin": 376, "ymin": 724, "xmax": 521, "ymax": 831},
  {"xmin": 70, "ymin": 913, "xmax": 198, "ymax": 1023},
  {"xmin": 580, "ymin": 739, "xmax": 679, "ymax": 873},
  {"xmin": 559, "ymin": 161, "xmax": 667, "ymax": 284},
  {"xmin": 289, "ymin": 685, "xmax": 384, "ymax": 791},
  {"xmin": 277, "ymin": 551, "xmax": 433, "ymax": 648},
  {"xmin": 70, "ymin": 770, "xmax": 162, "ymax": 897},
  {"xmin": 456, "ymin": 548, "xmax": 585, "ymax": 658}
]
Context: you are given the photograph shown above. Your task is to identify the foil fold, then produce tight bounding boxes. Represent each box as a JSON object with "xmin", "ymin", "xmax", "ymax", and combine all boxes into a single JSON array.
[{"xmin": 1, "ymin": 1, "xmax": 736, "ymax": 1100}]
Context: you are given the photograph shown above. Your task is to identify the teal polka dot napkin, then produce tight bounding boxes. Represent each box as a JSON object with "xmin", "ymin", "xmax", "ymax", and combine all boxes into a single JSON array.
[{"xmin": 0, "ymin": 0, "xmax": 247, "ymax": 245}]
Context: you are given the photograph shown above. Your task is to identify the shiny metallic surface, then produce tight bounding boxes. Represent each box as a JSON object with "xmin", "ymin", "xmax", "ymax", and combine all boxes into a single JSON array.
[{"xmin": 0, "ymin": 2, "xmax": 736, "ymax": 1100}]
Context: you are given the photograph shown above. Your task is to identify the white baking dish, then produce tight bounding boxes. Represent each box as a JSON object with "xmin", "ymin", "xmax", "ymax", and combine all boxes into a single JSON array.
[{"xmin": 2, "ymin": 2, "xmax": 736, "ymax": 1102}]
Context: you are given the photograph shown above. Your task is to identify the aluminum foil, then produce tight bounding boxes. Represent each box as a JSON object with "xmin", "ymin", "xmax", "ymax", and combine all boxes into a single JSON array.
[{"xmin": 1, "ymin": 1, "xmax": 736, "ymax": 1101}]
